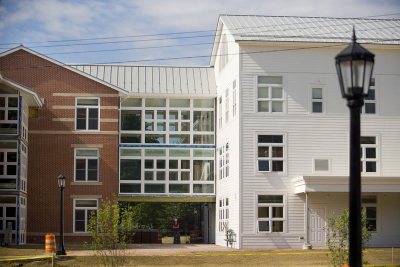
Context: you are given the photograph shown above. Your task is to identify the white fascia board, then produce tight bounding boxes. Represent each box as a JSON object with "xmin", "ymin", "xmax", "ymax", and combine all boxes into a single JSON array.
[
  {"xmin": 0, "ymin": 46, "xmax": 129, "ymax": 96},
  {"xmin": 210, "ymin": 16, "xmax": 224, "ymax": 67},
  {"xmin": 0, "ymin": 74, "xmax": 43, "ymax": 107}
]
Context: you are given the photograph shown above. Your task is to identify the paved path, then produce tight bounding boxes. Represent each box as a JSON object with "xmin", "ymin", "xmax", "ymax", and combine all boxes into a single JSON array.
[{"xmin": 67, "ymin": 244, "xmax": 235, "ymax": 256}]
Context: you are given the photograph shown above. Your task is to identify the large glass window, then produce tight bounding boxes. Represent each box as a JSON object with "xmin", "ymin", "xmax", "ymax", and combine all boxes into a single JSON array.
[
  {"xmin": 361, "ymin": 136, "xmax": 377, "ymax": 173},
  {"xmin": 121, "ymin": 110, "xmax": 141, "ymax": 130},
  {"xmin": 120, "ymin": 159, "xmax": 141, "ymax": 180},
  {"xmin": 74, "ymin": 199, "xmax": 97, "ymax": 232},
  {"xmin": 193, "ymin": 111, "xmax": 214, "ymax": 132},
  {"xmin": 257, "ymin": 135, "xmax": 284, "ymax": 172},
  {"xmin": 193, "ymin": 160, "xmax": 214, "ymax": 181},
  {"xmin": 0, "ymin": 141, "xmax": 18, "ymax": 190},
  {"xmin": 76, "ymin": 98, "xmax": 99, "ymax": 130},
  {"xmin": 257, "ymin": 195, "xmax": 284, "ymax": 232},
  {"xmin": 0, "ymin": 95, "xmax": 18, "ymax": 134},
  {"xmin": 75, "ymin": 149, "xmax": 98, "ymax": 181},
  {"xmin": 257, "ymin": 76, "xmax": 284, "ymax": 113}
]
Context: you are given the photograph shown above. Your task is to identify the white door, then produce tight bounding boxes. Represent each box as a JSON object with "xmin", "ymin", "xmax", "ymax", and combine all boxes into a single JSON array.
[{"xmin": 309, "ymin": 205, "xmax": 326, "ymax": 248}]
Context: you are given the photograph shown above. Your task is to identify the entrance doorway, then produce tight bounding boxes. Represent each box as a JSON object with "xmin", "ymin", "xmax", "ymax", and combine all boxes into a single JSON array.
[
  {"xmin": 309, "ymin": 204, "xmax": 326, "ymax": 248},
  {"xmin": 121, "ymin": 202, "xmax": 215, "ymax": 244}
]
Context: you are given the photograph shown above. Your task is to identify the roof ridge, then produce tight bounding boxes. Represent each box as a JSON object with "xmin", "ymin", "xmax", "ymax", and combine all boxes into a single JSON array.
[
  {"xmin": 219, "ymin": 14, "xmax": 400, "ymax": 21},
  {"xmin": 69, "ymin": 64, "xmax": 213, "ymax": 68}
]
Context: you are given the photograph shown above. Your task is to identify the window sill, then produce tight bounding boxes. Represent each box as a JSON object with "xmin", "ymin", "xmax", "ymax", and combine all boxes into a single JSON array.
[{"xmin": 71, "ymin": 181, "xmax": 102, "ymax": 186}]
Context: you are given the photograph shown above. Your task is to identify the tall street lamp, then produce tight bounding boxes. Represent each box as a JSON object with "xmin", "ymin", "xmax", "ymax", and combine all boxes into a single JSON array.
[
  {"xmin": 335, "ymin": 29, "xmax": 375, "ymax": 267},
  {"xmin": 56, "ymin": 174, "xmax": 67, "ymax": 255}
]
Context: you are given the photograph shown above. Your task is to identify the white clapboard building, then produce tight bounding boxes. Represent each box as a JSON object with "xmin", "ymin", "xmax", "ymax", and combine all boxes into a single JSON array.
[{"xmin": 211, "ymin": 15, "xmax": 400, "ymax": 249}]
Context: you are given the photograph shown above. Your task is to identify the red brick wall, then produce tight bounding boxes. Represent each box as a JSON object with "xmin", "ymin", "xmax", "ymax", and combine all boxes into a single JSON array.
[{"xmin": 1, "ymin": 49, "xmax": 120, "ymax": 244}]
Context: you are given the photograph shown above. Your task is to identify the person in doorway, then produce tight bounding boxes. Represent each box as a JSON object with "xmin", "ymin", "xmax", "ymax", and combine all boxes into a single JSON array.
[{"xmin": 172, "ymin": 218, "xmax": 180, "ymax": 244}]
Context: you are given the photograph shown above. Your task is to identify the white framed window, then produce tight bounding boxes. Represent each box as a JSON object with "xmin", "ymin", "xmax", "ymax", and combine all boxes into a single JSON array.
[
  {"xmin": 76, "ymin": 98, "xmax": 99, "ymax": 131},
  {"xmin": 219, "ymin": 143, "xmax": 229, "ymax": 179},
  {"xmin": 361, "ymin": 136, "xmax": 377, "ymax": 173},
  {"xmin": 0, "ymin": 141, "xmax": 18, "ymax": 190},
  {"xmin": 363, "ymin": 77, "xmax": 376, "ymax": 114},
  {"xmin": 257, "ymin": 76, "xmax": 284, "ymax": 113},
  {"xmin": 311, "ymin": 87, "xmax": 323, "ymax": 113},
  {"xmin": 362, "ymin": 195, "xmax": 377, "ymax": 232},
  {"xmin": 218, "ymin": 197, "xmax": 229, "ymax": 232},
  {"xmin": 0, "ymin": 95, "xmax": 19, "ymax": 135},
  {"xmin": 257, "ymin": 195, "xmax": 284, "ymax": 233},
  {"xmin": 73, "ymin": 199, "xmax": 98, "ymax": 232},
  {"xmin": 225, "ymin": 89, "xmax": 229, "ymax": 123},
  {"xmin": 313, "ymin": 159, "xmax": 330, "ymax": 172},
  {"xmin": 257, "ymin": 135, "xmax": 284, "ymax": 172},
  {"xmin": 74, "ymin": 149, "xmax": 99, "ymax": 181},
  {"xmin": 232, "ymin": 80, "xmax": 237, "ymax": 117}
]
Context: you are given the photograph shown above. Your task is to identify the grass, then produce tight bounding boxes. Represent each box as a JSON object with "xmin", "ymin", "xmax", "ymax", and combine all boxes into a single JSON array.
[{"xmin": 0, "ymin": 246, "xmax": 399, "ymax": 267}]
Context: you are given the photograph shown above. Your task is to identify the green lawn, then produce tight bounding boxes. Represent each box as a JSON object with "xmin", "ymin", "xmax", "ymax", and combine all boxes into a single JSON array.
[{"xmin": 0, "ymin": 246, "xmax": 399, "ymax": 267}]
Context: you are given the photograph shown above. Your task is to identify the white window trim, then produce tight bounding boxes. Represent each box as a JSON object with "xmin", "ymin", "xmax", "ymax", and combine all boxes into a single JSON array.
[
  {"xmin": 256, "ymin": 75, "xmax": 285, "ymax": 114},
  {"xmin": 361, "ymin": 135, "xmax": 380, "ymax": 175},
  {"xmin": 74, "ymin": 148, "xmax": 99, "ymax": 182},
  {"xmin": 75, "ymin": 97, "xmax": 100, "ymax": 131},
  {"xmin": 362, "ymin": 77, "xmax": 377, "ymax": 115},
  {"xmin": 255, "ymin": 133, "xmax": 286, "ymax": 175},
  {"xmin": 73, "ymin": 199, "xmax": 98, "ymax": 233},
  {"xmin": 255, "ymin": 193, "xmax": 287, "ymax": 234},
  {"xmin": 310, "ymin": 86, "xmax": 325, "ymax": 114}
]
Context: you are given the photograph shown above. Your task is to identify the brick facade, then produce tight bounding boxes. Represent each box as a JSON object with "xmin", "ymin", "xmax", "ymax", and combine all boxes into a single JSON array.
[{"xmin": 0, "ymin": 49, "xmax": 120, "ymax": 243}]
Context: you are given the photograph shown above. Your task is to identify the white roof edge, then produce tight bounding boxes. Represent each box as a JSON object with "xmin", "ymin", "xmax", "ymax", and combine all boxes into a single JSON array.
[
  {"xmin": 210, "ymin": 16, "xmax": 224, "ymax": 67},
  {"xmin": 0, "ymin": 46, "xmax": 129, "ymax": 95},
  {"xmin": 0, "ymin": 73, "xmax": 43, "ymax": 107}
]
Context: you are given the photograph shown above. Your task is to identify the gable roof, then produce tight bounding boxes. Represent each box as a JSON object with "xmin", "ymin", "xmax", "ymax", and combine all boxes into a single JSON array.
[
  {"xmin": 0, "ymin": 46, "xmax": 129, "ymax": 95},
  {"xmin": 69, "ymin": 64, "xmax": 216, "ymax": 97},
  {"xmin": 211, "ymin": 15, "xmax": 400, "ymax": 65},
  {"xmin": 0, "ymin": 73, "xmax": 43, "ymax": 107}
]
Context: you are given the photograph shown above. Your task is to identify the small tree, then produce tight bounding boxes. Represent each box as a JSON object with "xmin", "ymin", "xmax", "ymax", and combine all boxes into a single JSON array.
[
  {"xmin": 326, "ymin": 209, "xmax": 372, "ymax": 267},
  {"xmin": 87, "ymin": 198, "xmax": 134, "ymax": 267}
]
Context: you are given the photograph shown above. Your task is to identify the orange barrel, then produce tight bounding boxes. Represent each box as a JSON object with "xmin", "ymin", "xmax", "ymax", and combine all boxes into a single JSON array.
[{"xmin": 45, "ymin": 233, "xmax": 56, "ymax": 253}]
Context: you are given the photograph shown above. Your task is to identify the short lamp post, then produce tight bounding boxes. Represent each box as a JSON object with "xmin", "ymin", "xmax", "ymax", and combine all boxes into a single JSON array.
[
  {"xmin": 56, "ymin": 174, "xmax": 66, "ymax": 255},
  {"xmin": 335, "ymin": 29, "xmax": 375, "ymax": 267}
]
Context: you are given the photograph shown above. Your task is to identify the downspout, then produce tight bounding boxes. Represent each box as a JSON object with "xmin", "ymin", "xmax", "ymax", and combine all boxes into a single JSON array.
[{"xmin": 303, "ymin": 192, "xmax": 312, "ymax": 249}]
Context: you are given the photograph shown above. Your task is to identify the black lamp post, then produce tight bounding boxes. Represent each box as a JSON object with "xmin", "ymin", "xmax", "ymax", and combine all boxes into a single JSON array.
[
  {"xmin": 56, "ymin": 174, "xmax": 66, "ymax": 255},
  {"xmin": 335, "ymin": 29, "xmax": 375, "ymax": 267}
]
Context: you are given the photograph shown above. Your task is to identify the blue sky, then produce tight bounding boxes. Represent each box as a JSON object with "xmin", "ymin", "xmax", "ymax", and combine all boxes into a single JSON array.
[{"xmin": 0, "ymin": 0, "xmax": 399, "ymax": 66}]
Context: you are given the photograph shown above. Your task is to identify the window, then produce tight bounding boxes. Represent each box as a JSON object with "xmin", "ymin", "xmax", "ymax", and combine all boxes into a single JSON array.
[
  {"xmin": 314, "ymin": 159, "xmax": 329, "ymax": 172},
  {"xmin": 74, "ymin": 199, "xmax": 97, "ymax": 232},
  {"xmin": 257, "ymin": 135, "xmax": 284, "ymax": 172},
  {"xmin": 363, "ymin": 78, "xmax": 376, "ymax": 114},
  {"xmin": 193, "ymin": 111, "xmax": 214, "ymax": 132},
  {"xmin": 362, "ymin": 195, "xmax": 377, "ymax": 231},
  {"xmin": 75, "ymin": 149, "xmax": 98, "ymax": 181},
  {"xmin": 361, "ymin": 136, "xmax": 377, "ymax": 173},
  {"xmin": 219, "ymin": 143, "xmax": 229, "ymax": 179},
  {"xmin": 76, "ymin": 98, "xmax": 99, "ymax": 130},
  {"xmin": 311, "ymin": 87, "xmax": 323, "ymax": 113},
  {"xmin": 0, "ymin": 141, "xmax": 18, "ymax": 190},
  {"xmin": 218, "ymin": 197, "xmax": 229, "ymax": 232},
  {"xmin": 257, "ymin": 76, "xmax": 284, "ymax": 113},
  {"xmin": 225, "ymin": 89, "xmax": 229, "ymax": 123},
  {"xmin": 257, "ymin": 195, "xmax": 284, "ymax": 232},
  {"xmin": 0, "ymin": 95, "xmax": 19, "ymax": 134},
  {"xmin": 232, "ymin": 80, "xmax": 237, "ymax": 117}
]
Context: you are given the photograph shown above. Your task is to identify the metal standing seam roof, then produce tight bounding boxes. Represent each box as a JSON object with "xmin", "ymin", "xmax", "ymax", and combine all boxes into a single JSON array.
[
  {"xmin": 219, "ymin": 15, "xmax": 400, "ymax": 44},
  {"xmin": 69, "ymin": 65, "xmax": 217, "ymax": 97}
]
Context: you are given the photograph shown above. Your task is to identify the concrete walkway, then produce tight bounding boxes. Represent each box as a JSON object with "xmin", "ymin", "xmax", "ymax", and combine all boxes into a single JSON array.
[{"xmin": 67, "ymin": 244, "xmax": 235, "ymax": 256}]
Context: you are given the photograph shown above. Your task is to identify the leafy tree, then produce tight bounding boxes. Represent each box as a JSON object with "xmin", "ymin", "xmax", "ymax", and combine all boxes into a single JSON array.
[
  {"xmin": 326, "ymin": 209, "xmax": 372, "ymax": 267},
  {"xmin": 87, "ymin": 198, "xmax": 135, "ymax": 267}
]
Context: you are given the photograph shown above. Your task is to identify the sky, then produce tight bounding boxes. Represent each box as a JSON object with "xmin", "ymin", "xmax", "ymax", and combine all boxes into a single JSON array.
[{"xmin": 0, "ymin": 0, "xmax": 399, "ymax": 66}]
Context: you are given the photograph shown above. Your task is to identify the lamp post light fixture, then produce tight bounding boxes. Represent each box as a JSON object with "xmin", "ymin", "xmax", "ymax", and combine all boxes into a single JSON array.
[
  {"xmin": 56, "ymin": 174, "xmax": 66, "ymax": 255},
  {"xmin": 335, "ymin": 28, "xmax": 375, "ymax": 267}
]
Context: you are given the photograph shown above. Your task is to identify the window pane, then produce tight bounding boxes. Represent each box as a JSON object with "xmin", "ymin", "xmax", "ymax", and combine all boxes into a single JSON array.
[
  {"xmin": 271, "ymin": 101, "xmax": 283, "ymax": 112},
  {"xmin": 258, "ymin": 207, "xmax": 269, "ymax": 218},
  {"xmin": 272, "ymin": 147, "xmax": 283, "ymax": 158},
  {"xmin": 145, "ymin": 134, "xmax": 165, "ymax": 144},
  {"xmin": 145, "ymin": 171, "xmax": 153, "ymax": 180},
  {"xmin": 156, "ymin": 171, "xmax": 165, "ymax": 180},
  {"xmin": 366, "ymin": 207, "xmax": 376, "ymax": 218},
  {"xmin": 0, "ymin": 97, "xmax": 5, "ymax": 107},
  {"xmin": 272, "ymin": 207, "xmax": 283, "ymax": 218},
  {"xmin": 258, "ymin": 76, "xmax": 282, "ymax": 84},
  {"xmin": 361, "ymin": 136, "xmax": 376, "ymax": 144},
  {"xmin": 312, "ymin": 88, "xmax": 322, "ymax": 99},
  {"xmin": 365, "ymin": 103, "xmax": 375, "ymax": 114},
  {"xmin": 170, "ymin": 99, "xmax": 190, "ymax": 107},
  {"xmin": 121, "ymin": 110, "xmax": 141, "ymax": 130},
  {"xmin": 193, "ymin": 150, "xmax": 214, "ymax": 157},
  {"xmin": 181, "ymin": 171, "xmax": 190, "ymax": 181},
  {"xmin": 120, "ymin": 159, "xmax": 141, "ymax": 180},
  {"xmin": 258, "ymin": 87, "xmax": 269, "ymax": 98},
  {"xmin": 365, "ymin": 148, "xmax": 376, "ymax": 158},
  {"xmin": 145, "ymin": 160, "xmax": 153, "ymax": 169},
  {"xmin": 366, "ymin": 89, "xmax": 375, "ymax": 100},
  {"xmin": 193, "ymin": 160, "xmax": 214, "ymax": 181},
  {"xmin": 76, "ymin": 150, "xmax": 98, "ymax": 157},
  {"xmin": 145, "ymin": 149, "xmax": 166, "ymax": 157},
  {"xmin": 7, "ymin": 110, "xmax": 18, "ymax": 120},
  {"xmin": 169, "ymin": 122, "xmax": 178, "ymax": 131},
  {"xmin": 170, "ymin": 149, "xmax": 190, "ymax": 157},
  {"xmin": 169, "ymin": 160, "xmax": 178, "ymax": 169},
  {"xmin": 6, "ymin": 165, "xmax": 16, "ymax": 175},
  {"xmin": 144, "ymin": 184, "xmax": 165, "ymax": 193},
  {"xmin": 157, "ymin": 122, "xmax": 166, "ymax": 131},
  {"xmin": 157, "ymin": 160, "xmax": 165, "ymax": 169},
  {"xmin": 169, "ymin": 111, "xmax": 178, "ymax": 120},
  {"xmin": 145, "ymin": 111, "xmax": 154, "ymax": 120},
  {"xmin": 312, "ymin": 102, "xmax": 323, "ymax": 113},
  {"xmin": 272, "ymin": 161, "xmax": 283, "ymax": 172},
  {"xmin": 169, "ymin": 171, "xmax": 178, "ymax": 180},
  {"xmin": 258, "ymin": 101, "xmax": 269, "ymax": 112},
  {"xmin": 193, "ymin": 99, "xmax": 214, "ymax": 108},
  {"xmin": 120, "ymin": 134, "xmax": 141, "ymax": 143},
  {"xmin": 121, "ymin": 98, "xmax": 141, "ymax": 107},
  {"xmin": 7, "ymin": 152, "xmax": 17, "ymax": 162},
  {"xmin": 181, "ymin": 111, "xmax": 190, "ymax": 120},
  {"xmin": 170, "ymin": 135, "xmax": 190, "ymax": 144},
  {"xmin": 193, "ymin": 135, "xmax": 214, "ymax": 144},
  {"xmin": 181, "ymin": 122, "xmax": 190, "ymax": 131},
  {"xmin": 366, "ymin": 220, "xmax": 377, "ymax": 231},
  {"xmin": 258, "ymin": 221, "xmax": 269, "ymax": 232},
  {"xmin": 146, "ymin": 98, "xmax": 166, "ymax": 107},
  {"xmin": 120, "ymin": 183, "xmax": 141, "ymax": 193},
  {"xmin": 77, "ymin": 99, "xmax": 98, "ymax": 106},
  {"xmin": 169, "ymin": 184, "xmax": 190, "ymax": 193},
  {"xmin": 193, "ymin": 184, "xmax": 214, "ymax": 193},
  {"xmin": 75, "ymin": 200, "xmax": 97, "ymax": 207},
  {"xmin": 8, "ymin": 97, "xmax": 18, "ymax": 107},
  {"xmin": 157, "ymin": 111, "xmax": 166, "ymax": 120},
  {"xmin": 366, "ymin": 161, "xmax": 376, "ymax": 172},
  {"xmin": 258, "ymin": 135, "xmax": 283, "ymax": 144},
  {"xmin": 193, "ymin": 111, "xmax": 214, "ymax": 132},
  {"xmin": 181, "ymin": 160, "xmax": 190, "ymax": 169},
  {"xmin": 361, "ymin": 195, "xmax": 377, "ymax": 204},
  {"xmin": 0, "ymin": 110, "xmax": 4, "ymax": 120},
  {"xmin": 258, "ymin": 195, "xmax": 283, "ymax": 203},
  {"xmin": 88, "ymin": 119, "xmax": 98, "ymax": 130},
  {"xmin": 258, "ymin": 147, "xmax": 269, "ymax": 157},
  {"xmin": 75, "ymin": 220, "xmax": 85, "ymax": 232},
  {"xmin": 272, "ymin": 221, "xmax": 283, "ymax": 232},
  {"xmin": 258, "ymin": 160, "xmax": 269, "ymax": 171},
  {"xmin": 6, "ymin": 207, "xmax": 16, "ymax": 217},
  {"xmin": 271, "ymin": 87, "xmax": 282, "ymax": 98}
]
